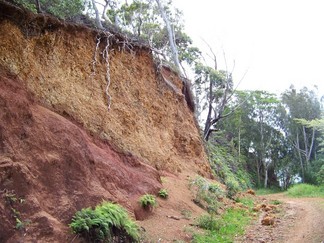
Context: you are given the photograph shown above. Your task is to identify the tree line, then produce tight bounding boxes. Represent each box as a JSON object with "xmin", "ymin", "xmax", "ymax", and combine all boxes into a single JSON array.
[{"xmin": 216, "ymin": 87, "xmax": 323, "ymax": 188}]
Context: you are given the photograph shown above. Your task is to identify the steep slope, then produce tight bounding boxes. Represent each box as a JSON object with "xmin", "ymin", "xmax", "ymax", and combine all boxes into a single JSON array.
[{"xmin": 0, "ymin": 1, "xmax": 211, "ymax": 241}]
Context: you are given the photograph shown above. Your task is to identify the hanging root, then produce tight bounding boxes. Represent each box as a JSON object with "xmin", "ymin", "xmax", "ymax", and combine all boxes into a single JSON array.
[
  {"xmin": 90, "ymin": 32, "xmax": 113, "ymax": 111},
  {"xmin": 102, "ymin": 33, "xmax": 113, "ymax": 110},
  {"xmin": 91, "ymin": 35, "xmax": 101, "ymax": 78},
  {"xmin": 90, "ymin": 32, "xmax": 138, "ymax": 110}
]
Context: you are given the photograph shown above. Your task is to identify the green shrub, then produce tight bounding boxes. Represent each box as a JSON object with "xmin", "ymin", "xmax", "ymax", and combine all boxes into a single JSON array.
[
  {"xmin": 270, "ymin": 199, "xmax": 281, "ymax": 205},
  {"xmin": 317, "ymin": 165, "xmax": 324, "ymax": 185},
  {"xmin": 208, "ymin": 183, "xmax": 224, "ymax": 194},
  {"xmin": 158, "ymin": 189, "xmax": 168, "ymax": 199},
  {"xmin": 180, "ymin": 209, "xmax": 192, "ymax": 219},
  {"xmin": 196, "ymin": 214, "xmax": 221, "ymax": 231},
  {"xmin": 69, "ymin": 201, "xmax": 139, "ymax": 242},
  {"xmin": 225, "ymin": 177, "xmax": 240, "ymax": 199},
  {"xmin": 189, "ymin": 176, "xmax": 224, "ymax": 213},
  {"xmin": 139, "ymin": 194, "xmax": 156, "ymax": 209}
]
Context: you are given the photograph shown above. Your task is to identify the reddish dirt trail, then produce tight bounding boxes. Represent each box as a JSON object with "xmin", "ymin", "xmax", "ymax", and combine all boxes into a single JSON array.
[
  {"xmin": 273, "ymin": 195, "xmax": 324, "ymax": 243},
  {"xmin": 238, "ymin": 194, "xmax": 324, "ymax": 243}
]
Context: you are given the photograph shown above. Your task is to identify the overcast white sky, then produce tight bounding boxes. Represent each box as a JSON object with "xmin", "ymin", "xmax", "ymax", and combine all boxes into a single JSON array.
[{"xmin": 172, "ymin": 0, "xmax": 324, "ymax": 96}]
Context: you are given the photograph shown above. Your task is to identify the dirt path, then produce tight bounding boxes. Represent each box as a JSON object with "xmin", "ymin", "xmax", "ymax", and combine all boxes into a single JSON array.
[{"xmin": 237, "ymin": 194, "xmax": 324, "ymax": 243}]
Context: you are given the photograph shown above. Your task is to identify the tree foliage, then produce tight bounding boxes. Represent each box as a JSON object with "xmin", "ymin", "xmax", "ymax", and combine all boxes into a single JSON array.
[
  {"xmin": 12, "ymin": 0, "xmax": 85, "ymax": 18},
  {"xmin": 194, "ymin": 61, "xmax": 234, "ymax": 140},
  {"xmin": 218, "ymin": 87, "xmax": 323, "ymax": 188}
]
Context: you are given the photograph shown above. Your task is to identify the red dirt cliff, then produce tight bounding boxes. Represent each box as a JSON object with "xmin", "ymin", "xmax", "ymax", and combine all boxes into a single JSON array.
[{"xmin": 0, "ymin": 2, "xmax": 210, "ymax": 241}]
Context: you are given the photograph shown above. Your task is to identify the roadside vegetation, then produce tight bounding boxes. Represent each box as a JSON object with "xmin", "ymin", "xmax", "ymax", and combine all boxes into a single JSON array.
[
  {"xmin": 285, "ymin": 183, "xmax": 324, "ymax": 198},
  {"xmin": 193, "ymin": 196, "xmax": 255, "ymax": 243},
  {"xmin": 256, "ymin": 187, "xmax": 282, "ymax": 195}
]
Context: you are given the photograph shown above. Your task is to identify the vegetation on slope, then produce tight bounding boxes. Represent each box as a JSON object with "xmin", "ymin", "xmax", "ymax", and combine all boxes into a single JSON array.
[{"xmin": 208, "ymin": 142, "xmax": 252, "ymax": 194}]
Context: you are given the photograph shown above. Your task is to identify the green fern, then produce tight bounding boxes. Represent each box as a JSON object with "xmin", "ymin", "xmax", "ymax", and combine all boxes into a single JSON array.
[
  {"xmin": 69, "ymin": 201, "xmax": 139, "ymax": 242},
  {"xmin": 139, "ymin": 194, "xmax": 156, "ymax": 209},
  {"xmin": 158, "ymin": 189, "xmax": 169, "ymax": 198}
]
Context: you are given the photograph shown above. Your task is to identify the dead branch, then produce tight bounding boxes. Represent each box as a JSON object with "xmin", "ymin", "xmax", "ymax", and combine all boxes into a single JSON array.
[{"xmin": 166, "ymin": 215, "xmax": 180, "ymax": 220}]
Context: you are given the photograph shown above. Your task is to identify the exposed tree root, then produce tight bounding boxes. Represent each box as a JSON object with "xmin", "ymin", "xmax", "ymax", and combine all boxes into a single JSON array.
[
  {"xmin": 91, "ymin": 32, "xmax": 113, "ymax": 110},
  {"xmin": 102, "ymin": 33, "xmax": 113, "ymax": 110}
]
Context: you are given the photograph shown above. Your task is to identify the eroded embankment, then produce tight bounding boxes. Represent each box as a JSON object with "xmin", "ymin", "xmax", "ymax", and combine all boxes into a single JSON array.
[
  {"xmin": 0, "ymin": 1, "xmax": 210, "ymax": 241},
  {"xmin": 0, "ymin": 1, "xmax": 209, "ymax": 175}
]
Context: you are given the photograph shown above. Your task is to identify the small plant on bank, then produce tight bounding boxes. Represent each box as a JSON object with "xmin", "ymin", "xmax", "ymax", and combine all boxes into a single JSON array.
[
  {"xmin": 158, "ymin": 189, "xmax": 168, "ymax": 199},
  {"xmin": 270, "ymin": 199, "xmax": 281, "ymax": 205},
  {"xmin": 225, "ymin": 177, "xmax": 240, "ymax": 199},
  {"xmin": 2, "ymin": 189, "xmax": 29, "ymax": 231},
  {"xmin": 15, "ymin": 218, "xmax": 30, "ymax": 230},
  {"xmin": 180, "ymin": 209, "xmax": 192, "ymax": 219},
  {"xmin": 69, "ymin": 201, "xmax": 139, "ymax": 242},
  {"xmin": 189, "ymin": 176, "xmax": 224, "ymax": 213},
  {"xmin": 139, "ymin": 194, "xmax": 156, "ymax": 209}
]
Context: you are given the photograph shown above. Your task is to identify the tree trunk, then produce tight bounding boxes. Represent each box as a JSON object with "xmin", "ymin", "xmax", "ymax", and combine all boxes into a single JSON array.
[
  {"xmin": 91, "ymin": 0, "xmax": 104, "ymax": 29},
  {"xmin": 256, "ymin": 159, "xmax": 261, "ymax": 187},
  {"xmin": 35, "ymin": 0, "xmax": 41, "ymax": 13},
  {"xmin": 238, "ymin": 116, "xmax": 241, "ymax": 162},
  {"xmin": 155, "ymin": 0, "xmax": 182, "ymax": 76},
  {"xmin": 302, "ymin": 126, "xmax": 309, "ymax": 169},
  {"xmin": 263, "ymin": 161, "xmax": 268, "ymax": 188},
  {"xmin": 203, "ymin": 78, "xmax": 214, "ymax": 140},
  {"xmin": 102, "ymin": 0, "xmax": 113, "ymax": 24},
  {"xmin": 307, "ymin": 127, "xmax": 316, "ymax": 165},
  {"xmin": 296, "ymin": 132, "xmax": 305, "ymax": 182}
]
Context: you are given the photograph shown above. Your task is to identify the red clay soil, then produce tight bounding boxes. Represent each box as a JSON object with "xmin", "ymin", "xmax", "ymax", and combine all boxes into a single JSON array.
[{"xmin": 0, "ymin": 72, "xmax": 161, "ymax": 242}]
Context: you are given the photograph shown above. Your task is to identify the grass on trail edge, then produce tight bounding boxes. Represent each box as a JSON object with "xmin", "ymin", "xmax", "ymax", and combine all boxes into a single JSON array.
[
  {"xmin": 285, "ymin": 183, "xmax": 324, "ymax": 198},
  {"xmin": 255, "ymin": 187, "xmax": 282, "ymax": 196},
  {"xmin": 193, "ymin": 207, "xmax": 252, "ymax": 243}
]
